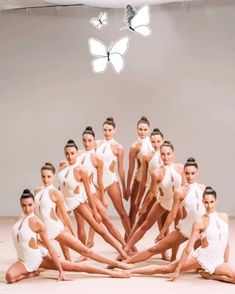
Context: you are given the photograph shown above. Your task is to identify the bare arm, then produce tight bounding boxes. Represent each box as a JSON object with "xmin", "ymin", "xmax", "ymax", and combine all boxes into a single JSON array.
[
  {"xmin": 170, "ymin": 220, "xmax": 204, "ymax": 281},
  {"xmin": 95, "ymin": 156, "xmax": 105, "ymax": 205},
  {"xmin": 33, "ymin": 218, "xmax": 65, "ymax": 281},
  {"xmin": 116, "ymin": 145, "xmax": 126, "ymax": 196},
  {"xmin": 52, "ymin": 190, "xmax": 75, "ymax": 236},
  {"xmin": 156, "ymin": 189, "xmax": 184, "ymax": 241}
]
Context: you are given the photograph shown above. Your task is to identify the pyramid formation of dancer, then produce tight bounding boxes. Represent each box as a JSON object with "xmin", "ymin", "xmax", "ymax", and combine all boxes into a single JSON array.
[{"xmin": 6, "ymin": 116, "xmax": 235, "ymax": 284}]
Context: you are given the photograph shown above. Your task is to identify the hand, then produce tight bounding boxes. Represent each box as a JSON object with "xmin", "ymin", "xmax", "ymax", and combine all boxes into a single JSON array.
[
  {"xmin": 155, "ymin": 231, "xmax": 165, "ymax": 243},
  {"xmin": 94, "ymin": 212, "xmax": 102, "ymax": 223},
  {"xmin": 124, "ymin": 189, "xmax": 130, "ymax": 201},
  {"xmin": 168, "ymin": 270, "xmax": 180, "ymax": 282},
  {"xmin": 102, "ymin": 197, "xmax": 108, "ymax": 208},
  {"xmin": 57, "ymin": 272, "xmax": 69, "ymax": 282}
]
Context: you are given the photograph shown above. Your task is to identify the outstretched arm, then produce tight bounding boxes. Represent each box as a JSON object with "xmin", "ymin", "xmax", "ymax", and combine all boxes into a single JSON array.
[
  {"xmin": 135, "ymin": 156, "xmax": 148, "ymax": 208},
  {"xmin": 116, "ymin": 145, "xmax": 126, "ymax": 197},
  {"xmin": 125, "ymin": 146, "xmax": 137, "ymax": 200}
]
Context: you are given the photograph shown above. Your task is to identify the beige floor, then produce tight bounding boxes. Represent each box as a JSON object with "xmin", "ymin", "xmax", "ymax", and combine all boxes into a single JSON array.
[{"xmin": 1, "ymin": 217, "xmax": 235, "ymax": 294}]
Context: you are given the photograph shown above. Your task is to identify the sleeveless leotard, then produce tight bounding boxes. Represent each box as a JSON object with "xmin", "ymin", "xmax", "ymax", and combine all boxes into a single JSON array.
[
  {"xmin": 158, "ymin": 164, "xmax": 182, "ymax": 211},
  {"xmin": 35, "ymin": 185, "xmax": 65, "ymax": 240},
  {"xmin": 145, "ymin": 150, "xmax": 162, "ymax": 189},
  {"xmin": 96, "ymin": 139, "xmax": 118, "ymax": 189},
  {"xmin": 76, "ymin": 150, "xmax": 97, "ymax": 194},
  {"xmin": 58, "ymin": 162, "xmax": 87, "ymax": 212},
  {"xmin": 177, "ymin": 183, "xmax": 205, "ymax": 238},
  {"xmin": 193, "ymin": 212, "xmax": 228, "ymax": 274},
  {"xmin": 135, "ymin": 137, "xmax": 154, "ymax": 182},
  {"xmin": 12, "ymin": 213, "xmax": 48, "ymax": 272}
]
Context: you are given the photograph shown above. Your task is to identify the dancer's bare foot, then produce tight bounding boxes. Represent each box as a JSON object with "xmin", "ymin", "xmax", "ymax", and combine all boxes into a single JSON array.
[{"xmin": 110, "ymin": 269, "xmax": 130, "ymax": 278}]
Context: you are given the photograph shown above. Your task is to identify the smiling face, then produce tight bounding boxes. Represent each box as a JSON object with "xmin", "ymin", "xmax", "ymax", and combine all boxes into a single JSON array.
[
  {"xmin": 151, "ymin": 134, "xmax": 163, "ymax": 151},
  {"xmin": 137, "ymin": 123, "xmax": 149, "ymax": 139},
  {"xmin": 20, "ymin": 197, "xmax": 35, "ymax": 216},
  {"xmin": 83, "ymin": 133, "xmax": 95, "ymax": 151},
  {"xmin": 184, "ymin": 165, "xmax": 198, "ymax": 184},
  {"xmin": 203, "ymin": 194, "xmax": 217, "ymax": 213},
  {"xmin": 103, "ymin": 123, "xmax": 115, "ymax": 140},
  {"xmin": 41, "ymin": 169, "xmax": 55, "ymax": 187},
  {"xmin": 160, "ymin": 146, "xmax": 174, "ymax": 165},
  {"xmin": 65, "ymin": 146, "xmax": 78, "ymax": 164}
]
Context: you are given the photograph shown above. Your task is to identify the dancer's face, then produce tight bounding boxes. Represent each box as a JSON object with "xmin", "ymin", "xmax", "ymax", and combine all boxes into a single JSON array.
[
  {"xmin": 103, "ymin": 124, "xmax": 115, "ymax": 140},
  {"xmin": 41, "ymin": 169, "xmax": 55, "ymax": 187},
  {"xmin": 184, "ymin": 166, "xmax": 198, "ymax": 184},
  {"xmin": 21, "ymin": 197, "xmax": 35, "ymax": 216},
  {"xmin": 65, "ymin": 147, "xmax": 78, "ymax": 164},
  {"xmin": 203, "ymin": 194, "xmax": 216, "ymax": 213},
  {"xmin": 160, "ymin": 146, "xmax": 174, "ymax": 165},
  {"xmin": 137, "ymin": 123, "xmax": 149, "ymax": 139},
  {"xmin": 83, "ymin": 134, "xmax": 95, "ymax": 150},
  {"xmin": 151, "ymin": 134, "xmax": 163, "ymax": 151}
]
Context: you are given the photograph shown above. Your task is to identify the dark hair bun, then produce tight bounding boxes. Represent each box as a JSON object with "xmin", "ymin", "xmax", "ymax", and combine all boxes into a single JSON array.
[
  {"xmin": 23, "ymin": 189, "xmax": 31, "ymax": 195},
  {"xmin": 45, "ymin": 162, "xmax": 53, "ymax": 166},
  {"xmin": 67, "ymin": 139, "xmax": 75, "ymax": 144},
  {"xmin": 205, "ymin": 186, "xmax": 213, "ymax": 190},
  {"xmin": 164, "ymin": 140, "xmax": 171, "ymax": 144},
  {"xmin": 153, "ymin": 128, "xmax": 160, "ymax": 132},
  {"xmin": 106, "ymin": 117, "xmax": 114, "ymax": 122},
  {"xmin": 187, "ymin": 157, "xmax": 195, "ymax": 163},
  {"xmin": 85, "ymin": 126, "xmax": 93, "ymax": 131},
  {"xmin": 140, "ymin": 116, "xmax": 148, "ymax": 121}
]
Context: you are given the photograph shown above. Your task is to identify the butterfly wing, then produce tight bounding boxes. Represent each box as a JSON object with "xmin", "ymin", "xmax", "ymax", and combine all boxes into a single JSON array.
[
  {"xmin": 130, "ymin": 6, "xmax": 151, "ymax": 36},
  {"xmin": 109, "ymin": 37, "xmax": 130, "ymax": 73},
  {"xmin": 100, "ymin": 12, "xmax": 108, "ymax": 26},
  {"xmin": 88, "ymin": 38, "xmax": 108, "ymax": 73},
  {"xmin": 90, "ymin": 18, "xmax": 102, "ymax": 29}
]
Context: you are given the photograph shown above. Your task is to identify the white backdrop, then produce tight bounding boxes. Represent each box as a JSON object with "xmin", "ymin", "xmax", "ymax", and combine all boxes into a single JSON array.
[{"xmin": 0, "ymin": 0, "xmax": 235, "ymax": 216}]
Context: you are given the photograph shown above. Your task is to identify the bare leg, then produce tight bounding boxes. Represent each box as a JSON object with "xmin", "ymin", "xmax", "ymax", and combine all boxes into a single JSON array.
[
  {"xmin": 75, "ymin": 204, "xmax": 128, "ymax": 259},
  {"xmin": 96, "ymin": 198, "xmax": 126, "ymax": 247},
  {"xmin": 74, "ymin": 210, "xmax": 86, "ymax": 244},
  {"xmin": 86, "ymin": 227, "xmax": 95, "ymax": 248},
  {"xmin": 5, "ymin": 261, "xmax": 39, "ymax": 283},
  {"xmin": 129, "ymin": 256, "xmax": 200, "ymax": 276},
  {"xmin": 124, "ymin": 202, "xmax": 166, "ymax": 251},
  {"xmin": 129, "ymin": 180, "xmax": 140, "ymax": 228},
  {"xmin": 55, "ymin": 231, "xmax": 130, "ymax": 269},
  {"xmin": 107, "ymin": 182, "xmax": 131, "ymax": 238},
  {"xmin": 157, "ymin": 210, "xmax": 171, "ymax": 261},
  {"xmin": 199, "ymin": 263, "xmax": 235, "ymax": 284},
  {"xmin": 40, "ymin": 256, "xmax": 129, "ymax": 278},
  {"xmin": 126, "ymin": 230, "xmax": 187, "ymax": 264},
  {"xmin": 59, "ymin": 243, "xmax": 72, "ymax": 261}
]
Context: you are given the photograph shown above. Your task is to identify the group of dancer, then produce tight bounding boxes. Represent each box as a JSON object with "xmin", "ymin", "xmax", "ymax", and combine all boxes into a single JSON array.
[{"xmin": 6, "ymin": 116, "xmax": 235, "ymax": 284}]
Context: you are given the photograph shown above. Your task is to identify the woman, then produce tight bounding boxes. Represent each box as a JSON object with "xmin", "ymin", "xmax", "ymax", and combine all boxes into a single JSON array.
[
  {"xmin": 96, "ymin": 117, "xmax": 131, "ymax": 238},
  {"xmin": 77, "ymin": 126, "xmax": 126, "ymax": 249},
  {"xmin": 56, "ymin": 144, "xmax": 129, "ymax": 260},
  {"xmin": 126, "ymin": 157, "xmax": 205, "ymax": 263},
  {"xmin": 125, "ymin": 116, "xmax": 153, "ymax": 227},
  {"xmin": 5, "ymin": 190, "xmax": 128, "ymax": 283},
  {"xmin": 129, "ymin": 128, "xmax": 164, "ymax": 236},
  {"xmin": 129, "ymin": 187, "xmax": 235, "ymax": 284},
  {"xmin": 124, "ymin": 141, "xmax": 184, "ymax": 253}
]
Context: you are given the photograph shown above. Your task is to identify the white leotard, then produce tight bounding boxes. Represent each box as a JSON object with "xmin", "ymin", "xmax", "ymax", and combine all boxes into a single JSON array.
[
  {"xmin": 135, "ymin": 137, "xmax": 154, "ymax": 182},
  {"xmin": 76, "ymin": 150, "xmax": 97, "ymax": 194},
  {"xmin": 146, "ymin": 150, "xmax": 162, "ymax": 188},
  {"xmin": 35, "ymin": 185, "xmax": 65, "ymax": 240},
  {"xmin": 158, "ymin": 164, "xmax": 182, "ymax": 211},
  {"xmin": 177, "ymin": 183, "xmax": 205, "ymax": 238},
  {"xmin": 58, "ymin": 162, "xmax": 87, "ymax": 212},
  {"xmin": 12, "ymin": 213, "xmax": 48, "ymax": 272},
  {"xmin": 193, "ymin": 212, "xmax": 228, "ymax": 274},
  {"xmin": 96, "ymin": 139, "xmax": 118, "ymax": 189}
]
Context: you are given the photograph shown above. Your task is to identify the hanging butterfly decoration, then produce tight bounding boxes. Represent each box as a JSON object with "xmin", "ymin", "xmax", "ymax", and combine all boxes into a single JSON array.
[
  {"xmin": 88, "ymin": 36, "xmax": 130, "ymax": 74},
  {"xmin": 90, "ymin": 12, "xmax": 108, "ymax": 30},
  {"xmin": 122, "ymin": 4, "xmax": 151, "ymax": 37}
]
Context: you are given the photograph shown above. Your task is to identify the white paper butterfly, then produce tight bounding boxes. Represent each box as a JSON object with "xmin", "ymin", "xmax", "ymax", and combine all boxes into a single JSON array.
[
  {"xmin": 88, "ymin": 36, "xmax": 130, "ymax": 74},
  {"xmin": 90, "ymin": 12, "xmax": 108, "ymax": 30},
  {"xmin": 122, "ymin": 5, "xmax": 151, "ymax": 37}
]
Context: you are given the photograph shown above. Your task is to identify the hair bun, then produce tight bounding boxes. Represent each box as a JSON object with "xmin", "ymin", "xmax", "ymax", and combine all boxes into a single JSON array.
[
  {"xmin": 187, "ymin": 157, "xmax": 195, "ymax": 163},
  {"xmin": 23, "ymin": 189, "xmax": 31, "ymax": 195},
  {"xmin": 140, "ymin": 116, "xmax": 148, "ymax": 121},
  {"xmin": 164, "ymin": 140, "xmax": 171, "ymax": 144},
  {"xmin": 205, "ymin": 186, "xmax": 213, "ymax": 190},
  {"xmin": 85, "ymin": 126, "xmax": 93, "ymax": 131},
  {"xmin": 106, "ymin": 117, "xmax": 114, "ymax": 122},
  {"xmin": 67, "ymin": 139, "xmax": 75, "ymax": 144},
  {"xmin": 153, "ymin": 128, "xmax": 160, "ymax": 132}
]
